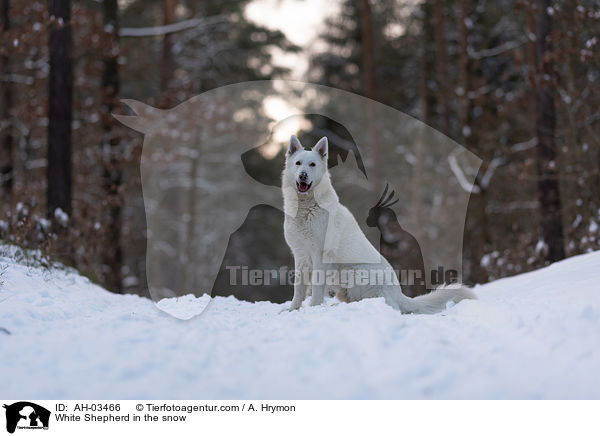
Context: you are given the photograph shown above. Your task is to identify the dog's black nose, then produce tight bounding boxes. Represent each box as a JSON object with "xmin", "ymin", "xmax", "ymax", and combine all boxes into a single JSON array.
[{"xmin": 299, "ymin": 172, "xmax": 308, "ymax": 181}]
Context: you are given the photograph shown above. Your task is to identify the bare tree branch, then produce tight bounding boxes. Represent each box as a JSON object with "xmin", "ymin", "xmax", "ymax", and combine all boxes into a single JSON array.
[
  {"xmin": 119, "ymin": 15, "xmax": 226, "ymax": 37},
  {"xmin": 448, "ymin": 147, "xmax": 481, "ymax": 194},
  {"xmin": 468, "ymin": 38, "xmax": 526, "ymax": 60}
]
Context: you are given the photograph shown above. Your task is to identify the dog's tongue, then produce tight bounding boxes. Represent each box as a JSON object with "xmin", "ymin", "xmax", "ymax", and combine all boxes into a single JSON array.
[{"xmin": 298, "ymin": 182, "xmax": 309, "ymax": 192}]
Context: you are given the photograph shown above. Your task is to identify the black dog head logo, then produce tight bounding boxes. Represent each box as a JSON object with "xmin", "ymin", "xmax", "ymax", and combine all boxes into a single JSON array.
[{"xmin": 3, "ymin": 402, "xmax": 50, "ymax": 434}]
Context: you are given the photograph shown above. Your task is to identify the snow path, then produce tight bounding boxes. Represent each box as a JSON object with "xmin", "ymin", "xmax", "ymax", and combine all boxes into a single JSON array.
[{"xmin": 0, "ymin": 250, "xmax": 599, "ymax": 399}]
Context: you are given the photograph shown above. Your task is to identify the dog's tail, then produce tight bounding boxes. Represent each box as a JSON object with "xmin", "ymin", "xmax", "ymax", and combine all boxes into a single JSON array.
[{"xmin": 387, "ymin": 284, "xmax": 476, "ymax": 314}]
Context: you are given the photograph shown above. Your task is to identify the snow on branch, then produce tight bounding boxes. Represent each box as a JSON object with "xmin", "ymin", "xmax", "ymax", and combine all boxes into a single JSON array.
[
  {"xmin": 0, "ymin": 73, "xmax": 35, "ymax": 85},
  {"xmin": 448, "ymin": 148, "xmax": 481, "ymax": 194},
  {"xmin": 479, "ymin": 138, "xmax": 537, "ymax": 189},
  {"xmin": 479, "ymin": 156, "xmax": 505, "ymax": 190},
  {"xmin": 448, "ymin": 137, "xmax": 537, "ymax": 193},
  {"xmin": 510, "ymin": 137, "xmax": 537, "ymax": 153},
  {"xmin": 119, "ymin": 15, "xmax": 226, "ymax": 37},
  {"xmin": 468, "ymin": 38, "xmax": 526, "ymax": 60}
]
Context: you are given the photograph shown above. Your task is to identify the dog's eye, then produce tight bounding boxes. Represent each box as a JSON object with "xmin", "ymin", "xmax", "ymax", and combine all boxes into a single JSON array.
[
  {"xmin": 309, "ymin": 162, "xmax": 316, "ymax": 167},
  {"xmin": 295, "ymin": 161, "xmax": 301, "ymax": 165}
]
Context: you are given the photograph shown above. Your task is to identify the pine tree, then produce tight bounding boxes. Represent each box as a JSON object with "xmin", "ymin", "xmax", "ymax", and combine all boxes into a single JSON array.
[
  {"xmin": 47, "ymin": 0, "xmax": 73, "ymax": 221},
  {"xmin": 1, "ymin": 0, "xmax": 13, "ymax": 197},
  {"xmin": 532, "ymin": 0, "xmax": 565, "ymax": 262},
  {"xmin": 101, "ymin": 0, "xmax": 123, "ymax": 292}
]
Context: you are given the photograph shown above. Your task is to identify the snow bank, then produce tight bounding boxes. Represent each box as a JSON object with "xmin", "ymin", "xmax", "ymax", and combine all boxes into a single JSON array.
[{"xmin": 0, "ymin": 248, "xmax": 599, "ymax": 399}]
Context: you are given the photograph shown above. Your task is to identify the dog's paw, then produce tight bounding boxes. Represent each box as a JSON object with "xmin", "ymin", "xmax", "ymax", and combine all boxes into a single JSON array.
[{"xmin": 279, "ymin": 305, "xmax": 300, "ymax": 313}]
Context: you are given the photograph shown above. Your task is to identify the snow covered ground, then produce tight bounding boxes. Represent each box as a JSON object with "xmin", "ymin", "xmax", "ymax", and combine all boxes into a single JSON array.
[{"xmin": 0, "ymin": 247, "xmax": 599, "ymax": 399}]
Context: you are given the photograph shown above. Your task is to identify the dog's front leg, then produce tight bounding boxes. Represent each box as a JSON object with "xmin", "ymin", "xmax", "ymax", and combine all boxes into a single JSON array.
[
  {"xmin": 289, "ymin": 282, "xmax": 307, "ymax": 310},
  {"xmin": 287, "ymin": 259, "xmax": 309, "ymax": 311},
  {"xmin": 309, "ymin": 261, "xmax": 325, "ymax": 306}
]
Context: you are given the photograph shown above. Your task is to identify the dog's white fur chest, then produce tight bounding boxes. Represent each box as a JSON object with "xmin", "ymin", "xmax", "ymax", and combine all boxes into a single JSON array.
[{"xmin": 283, "ymin": 199, "xmax": 328, "ymax": 256}]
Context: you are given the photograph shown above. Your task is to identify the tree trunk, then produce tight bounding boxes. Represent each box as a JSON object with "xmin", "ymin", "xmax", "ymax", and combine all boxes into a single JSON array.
[
  {"xmin": 0, "ymin": 0, "xmax": 13, "ymax": 198},
  {"xmin": 458, "ymin": 0, "xmax": 469, "ymax": 141},
  {"xmin": 359, "ymin": 0, "xmax": 380, "ymax": 190},
  {"xmin": 413, "ymin": 0, "xmax": 434, "ymax": 281},
  {"xmin": 419, "ymin": 0, "xmax": 435, "ymax": 128},
  {"xmin": 533, "ymin": 0, "xmax": 565, "ymax": 262},
  {"xmin": 101, "ymin": 0, "xmax": 123, "ymax": 292},
  {"xmin": 160, "ymin": 0, "xmax": 177, "ymax": 93},
  {"xmin": 474, "ymin": 173, "xmax": 490, "ymax": 282},
  {"xmin": 434, "ymin": 0, "xmax": 451, "ymax": 136},
  {"xmin": 47, "ymin": 0, "xmax": 73, "ymax": 219},
  {"xmin": 359, "ymin": 0, "xmax": 375, "ymax": 101},
  {"xmin": 457, "ymin": 0, "xmax": 488, "ymax": 283}
]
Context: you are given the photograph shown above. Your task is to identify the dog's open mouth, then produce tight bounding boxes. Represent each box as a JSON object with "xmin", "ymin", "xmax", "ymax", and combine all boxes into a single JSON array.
[{"xmin": 296, "ymin": 181, "xmax": 312, "ymax": 193}]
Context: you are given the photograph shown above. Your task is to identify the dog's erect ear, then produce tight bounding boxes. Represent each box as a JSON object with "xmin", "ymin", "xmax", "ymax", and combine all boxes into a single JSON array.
[
  {"xmin": 313, "ymin": 136, "xmax": 328, "ymax": 160},
  {"xmin": 287, "ymin": 135, "xmax": 302, "ymax": 156}
]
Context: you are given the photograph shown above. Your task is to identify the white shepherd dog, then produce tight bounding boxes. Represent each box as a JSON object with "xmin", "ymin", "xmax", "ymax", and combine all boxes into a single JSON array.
[{"xmin": 282, "ymin": 135, "xmax": 475, "ymax": 313}]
